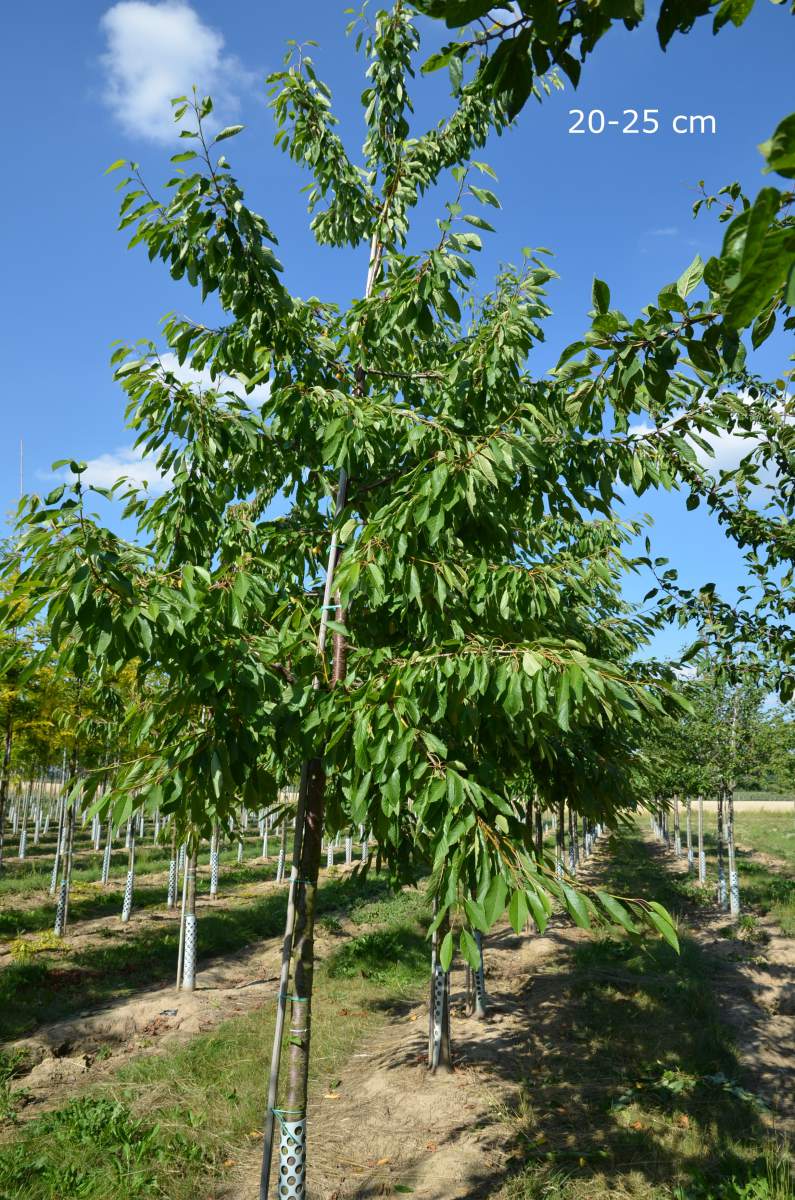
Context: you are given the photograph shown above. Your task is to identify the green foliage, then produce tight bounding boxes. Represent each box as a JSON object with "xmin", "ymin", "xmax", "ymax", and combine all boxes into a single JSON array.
[
  {"xmin": 0, "ymin": 5, "xmax": 702, "ymax": 945},
  {"xmin": 0, "ymin": 1097, "xmax": 206, "ymax": 1199}
]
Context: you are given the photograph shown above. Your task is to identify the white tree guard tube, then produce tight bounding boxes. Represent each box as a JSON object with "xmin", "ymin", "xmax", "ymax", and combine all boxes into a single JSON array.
[
  {"xmin": 237, "ymin": 838, "xmax": 244, "ymax": 865},
  {"xmin": 178, "ymin": 842, "xmax": 186, "ymax": 875},
  {"xmin": 277, "ymin": 1115, "xmax": 306, "ymax": 1199},
  {"xmin": 210, "ymin": 832, "xmax": 219, "ymax": 898},
  {"xmin": 167, "ymin": 856, "xmax": 178, "ymax": 909},
  {"xmin": 54, "ymin": 879, "xmax": 67, "ymax": 936},
  {"xmin": 326, "ymin": 841, "xmax": 334, "ymax": 869},
  {"xmin": 18, "ymin": 827, "xmax": 27, "ymax": 860},
  {"xmin": 686, "ymin": 799, "xmax": 694, "ymax": 873},
  {"xmin": 121, "ymin": 866, "xmax": 135, "ymax": 923},
  {"xmin": 101, "ymin": 826, "xmax": 113, "ymax": 885},
  {"xmin": 182, "ymin": 913, "xmax": 197, "ymax": 991},
  {"xmin": 121, "ymin": 834, "xmax": 136, "ymax": 922},
  {"xmin": 262, "ymin": 828, "xmax": 269, "ymax": 859},
  {"xmin": 473, "ymin": 931, "xmax": 487, "ymax": 1020},
  {"xmin": 49, "ymin": 801, "xmax": 65, "ymax": 897},
  {"xmin": 345, "ymin": 835, "xmax": 352, "ymax": 865}
]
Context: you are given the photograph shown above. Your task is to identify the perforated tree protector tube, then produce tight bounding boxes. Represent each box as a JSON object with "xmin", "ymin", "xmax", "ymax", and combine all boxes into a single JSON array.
[
  {"xmin": 345, "ymin": 836, "xmax": 352, "ymax": 865},
  {"xmin": 121, "ymin": 866, "xmax": 135, "ymax": 922},
  {"xmin": 473, "ymin": 931, "xmax": 487, "ymax": 1019},
  {"xmin": 729, "ymin": 868, "xmax": 740, "ymax": 915},
  {"xmin": 430, "ymin": 962, "xmax": 446, "ymax": 1069},
  {"xmin": 102, "ymin": 833, "xmax": 113, "ymax": 885},
  {"xmin": 210, "ymin": 830, "xmax": 219, "ymax": 897},
  {"xmin": 182, "ymin": 913, "xmax": 197, "ymax": 990},
  {"xmin": 276, "ymin": 1112, "xmax": 306, "ymax": 1199},
  {"xmin": 54, "ymin": 879, "xmax": 67, "ymax": 936}
]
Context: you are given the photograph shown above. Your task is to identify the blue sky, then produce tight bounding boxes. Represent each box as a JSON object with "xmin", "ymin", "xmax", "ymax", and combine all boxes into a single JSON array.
[{"xmin": 1, "ymin": 1, "xmax": 792, "ymax": 657}]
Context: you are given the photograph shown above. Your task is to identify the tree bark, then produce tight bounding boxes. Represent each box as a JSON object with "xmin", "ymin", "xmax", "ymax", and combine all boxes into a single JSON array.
[
  {"xmin": 283, "ymin": 756, "xmax": 326, "ymax": 1105},
  {"xmin": 0, "ymin": 715, "xmax": 13, "ymax": 872},
  {"xmin": 716, "ymin": 789, "xmax": 727, "ymax": 907}
]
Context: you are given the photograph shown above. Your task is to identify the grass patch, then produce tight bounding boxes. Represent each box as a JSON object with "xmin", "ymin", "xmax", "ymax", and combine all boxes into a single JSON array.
[
  {"xmin": 0, "ymin": 870, "xmax": 412, "ymax": 1042},
  {"xmin": 501, "ymin": 828, "xmax": 791, "ymax": 1200},
  {"xmin": 692, "ymin": 809, "xmax": 795, "ymax": 936},
  {"xmin": 0, "ymin": 883, "xmax": 430, "ymax": 1200}
]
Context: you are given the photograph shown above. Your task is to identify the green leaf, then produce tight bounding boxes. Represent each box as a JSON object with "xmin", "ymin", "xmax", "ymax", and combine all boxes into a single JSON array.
[
  {"xmin": 645, "ymin": 901, "xmax": 680, "ymax": 952},
  {"xmin": 592, "ymin": 277, "xmax": 610, "ymax": 314},
  {"xmin": 439, "ymin": 929, "xmax": 454, "ymax": 971},
  {"xmin": 483, "ymin": 875, "xmax": 507, "ymax": 927},
  {"xmin": 759, "ymin": 113, "xmax": 795, "ymax": 179},
  {"xmin": 508, "ymin": 889, "xmax": 529, "ymax": 934},
  {"xmin": 595, "ymin": 890, "xmax": 638, "ymax": 934},
  {"xmin": 676, "ymin": 254, "xmax": 704, "ymax": 298},
  {"xmin": 460, "ymin": 928, "xmax": 481, "ymax": 970},
  {"xmin": 464, "ymin": 897, "xmax": 489, "ymax": 933},
  {"xmin": 214, "ymin": 124, "xmax": 245, "ymax": 143},
  {"xmin": 105, "ymin": 159, "xmax": 127, "ymax": 173},
  {"xmin": 562, "ymin": 884, "xmax": 591, "ymax": 929}
]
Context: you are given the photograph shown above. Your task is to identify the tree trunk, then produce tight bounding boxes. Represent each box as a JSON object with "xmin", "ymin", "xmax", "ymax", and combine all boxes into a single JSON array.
[
  {"xmin": 167, "ymin": 826, "xmax": 178, "ymax": 908},
  {"xmin": 697, "ymin": 794, "xmax": 706, "ymax": 884},
  {"xmin": 526, "ymin": 793, "xmax": 535, "ymax": 855},
  {"xmin": 275, "ymin": 758, "xmax": 325, "ymax": 1190},
  {"xmin": 716, "ymin": 790, "xmax": 727, "ymax": 907},
  {"xmin": 121, "ymin": 829, "xmax": 136, "ymax": 922},
  {"xmin": 209, "ymin": 821, "xmax": 219, "ymax": 898},
  {"xmin": 0, "ymin": 715, "xmax": 13, "ymax": 872},
  {"xmin": 55, "ymin": 795, "xmax": 77, "ymax": 936},
  {"xmin": 50, "ymin": 791, "xmax": 66, "ymax": 896},
  {"xmin": 428, "ymin": 910, "xmax": 452, "ymax": 1073},
  {"xmin": 276, "ymin": 816, "xmax": 287, "ymax": 883},
  {"xmin": 727, "ymin": 786, "xmax": 740, "ymax": 916},
  {"xmin": 673, "ymin": 794, "xmax": 681, "ymax": 857},
  {"xmin": 102, "ymin": 817, "xmax": 113, "ymax": 885},
  {"xmin": 556, "ymin": 799, "xmax": 565, "ymax": 877},
  {"xmin": 182, "ymin": 848, "xmax": 198, "ymax": 991}
]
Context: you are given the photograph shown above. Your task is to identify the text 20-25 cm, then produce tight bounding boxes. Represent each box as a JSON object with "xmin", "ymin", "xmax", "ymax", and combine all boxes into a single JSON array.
[{"xmin": 569, "ymin": 109, "xmax": 717, "ymax": 135}]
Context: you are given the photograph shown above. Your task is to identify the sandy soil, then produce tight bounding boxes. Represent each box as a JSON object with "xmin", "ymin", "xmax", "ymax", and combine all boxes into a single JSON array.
[
  {"xmin": 5, "ymin": 832, "xmax": 795, "ymax": 1199},
  {"xmin": 226, "ymin": 834, "xmax": 795, "ymax": 1200}
]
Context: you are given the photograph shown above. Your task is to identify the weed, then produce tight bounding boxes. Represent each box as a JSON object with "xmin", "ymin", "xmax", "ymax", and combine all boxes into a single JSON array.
[{"xmin": 9, "ymin": 930, "xmax": 66, "ymax": 963}]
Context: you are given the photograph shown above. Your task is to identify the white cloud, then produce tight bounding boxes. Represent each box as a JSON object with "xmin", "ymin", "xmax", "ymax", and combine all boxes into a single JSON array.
[
  {"xmin": 99, "ymin": 1, "xmax": 251, "ymax": 143},
  {"xmin": 629, "ymin": 389, "xmax": 791, "ymax": 476},
  {"xmin": 37, "ymin": 447, "xmax": 173, "ymax": 496},
  {"xmin": 628, "ymin": 420, "xmax": 755, "ymax": 473},
  {"xmin": 159, "ymin": 353, "xmax": 271, "ymax": 407},
  {"xmin": 647, "ymin": 227, "xmax": 679, "ymax": 238}
]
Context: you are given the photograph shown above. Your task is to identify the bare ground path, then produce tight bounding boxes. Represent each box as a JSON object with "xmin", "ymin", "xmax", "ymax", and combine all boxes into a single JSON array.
[
  {"xmin": 648, "ymin": 834, "xmax": 795, "ymax": 1129},
  {"xmin": 229, "ymin": 830, "xmax": 795, "ymax": 1200}
]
